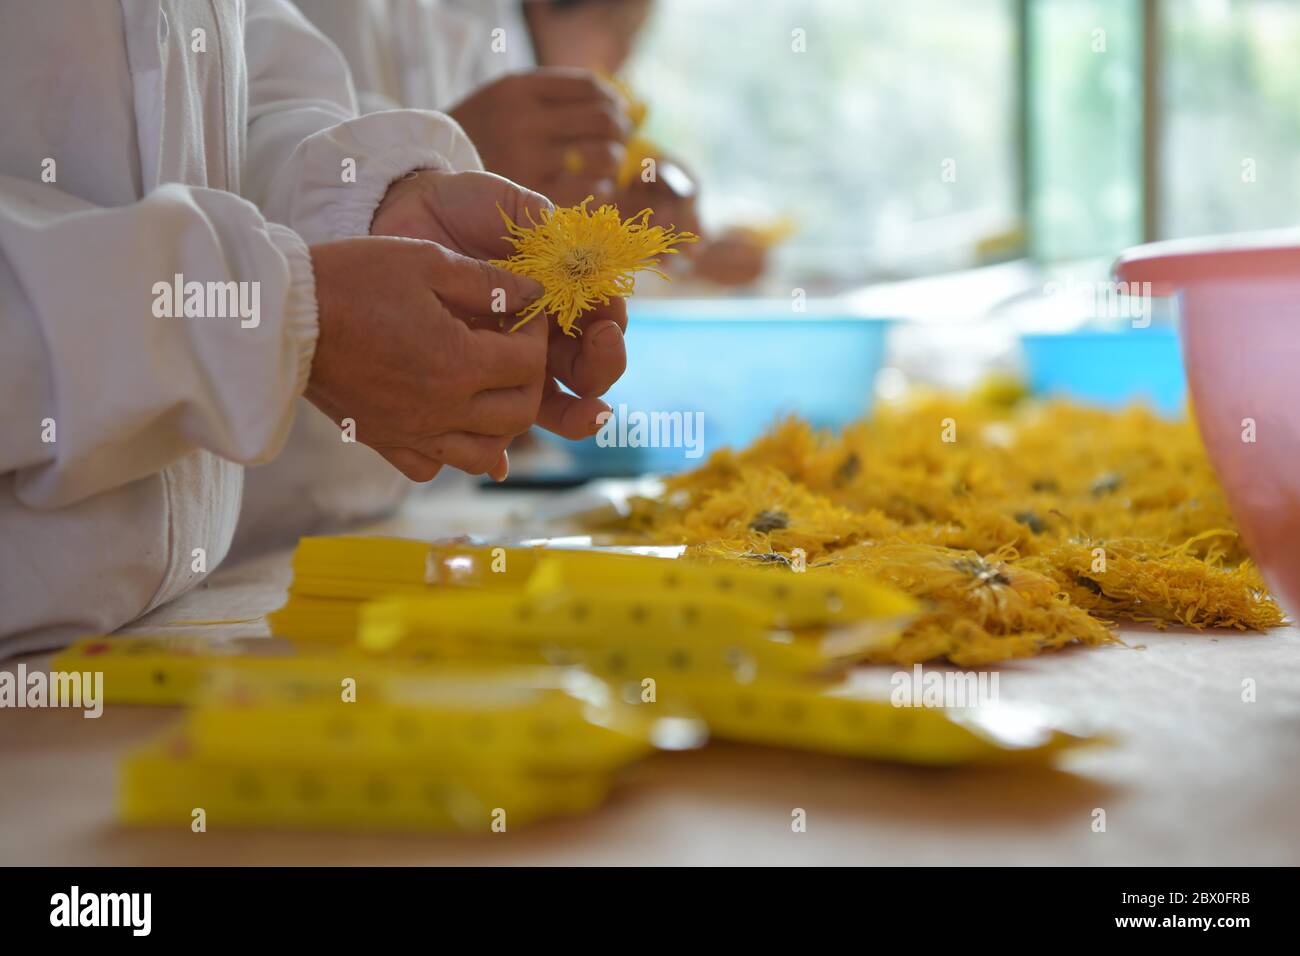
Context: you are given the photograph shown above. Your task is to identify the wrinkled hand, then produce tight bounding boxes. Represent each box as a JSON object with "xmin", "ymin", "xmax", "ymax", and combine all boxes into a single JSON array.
[
  {"xmin": 448, "ymin": 69, "xmax": 629, "ymax": 207},
  {"xmin": 371, "ymin": 168, "xmax": 629, "ymax": 439},
  {"xmin": 306, "ymin": 237, "xmax": 549, "ymax": 482}
]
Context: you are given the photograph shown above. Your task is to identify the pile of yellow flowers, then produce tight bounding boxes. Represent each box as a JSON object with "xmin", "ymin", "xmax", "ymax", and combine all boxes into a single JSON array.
[{"xmin": 605, "ymin": 391, "xmax": 1284, "ymax": 666}]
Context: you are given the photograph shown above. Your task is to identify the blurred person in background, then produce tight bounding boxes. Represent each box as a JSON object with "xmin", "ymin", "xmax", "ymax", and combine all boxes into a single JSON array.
[{"xmin": 295, "ymin": 0, "xmax": 769, "ymax": 285}]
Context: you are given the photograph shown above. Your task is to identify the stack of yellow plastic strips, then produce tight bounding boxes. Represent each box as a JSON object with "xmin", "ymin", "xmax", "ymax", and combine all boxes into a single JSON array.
[
  {"xmin": 272, "ymin": 542, "xmax": 1096, "ymax": 769},
  {"xmin": 603, "ymin": 390, "xmax": 1283, "ymax": 666},
  {"xmin": 53, "ymin": 529, "xmax": 1104, "ymax": 832}
]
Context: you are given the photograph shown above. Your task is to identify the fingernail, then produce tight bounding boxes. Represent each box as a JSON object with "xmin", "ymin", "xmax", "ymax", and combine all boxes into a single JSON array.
[
  {"xmin": 589, "ymin": 403, "xmax": 612, "ymax": 435},
  {"xmin": 520, "ymin": 278, "xmax": 544, "ymax": 302},
  {"xmin": 592, "ymin": 323, "xmax": 623, "ymax": 351}
]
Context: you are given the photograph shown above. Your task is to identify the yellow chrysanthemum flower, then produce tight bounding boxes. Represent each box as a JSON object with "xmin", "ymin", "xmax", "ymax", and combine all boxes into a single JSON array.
[{"xmin": 492, "ymin": 198, "xmax": 698, "ymax": 336}]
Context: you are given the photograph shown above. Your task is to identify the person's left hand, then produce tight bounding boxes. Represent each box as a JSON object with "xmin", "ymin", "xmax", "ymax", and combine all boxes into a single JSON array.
[{"xmin": 370, "ymin": 168, "xmax": 629, "ymax": 440}]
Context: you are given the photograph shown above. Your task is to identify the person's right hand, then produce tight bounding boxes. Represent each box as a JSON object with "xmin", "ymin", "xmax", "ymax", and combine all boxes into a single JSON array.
[
  {"xmin": 371, "ymin": 169, "xmax": 626, "ymax": 441},
  {"xmin": 305, "ymin": 237, "xmax": 548, "ymax": 483},
  {"xmin": 448, "ymin": 69, "xmax": 629, "ymax": 207}
]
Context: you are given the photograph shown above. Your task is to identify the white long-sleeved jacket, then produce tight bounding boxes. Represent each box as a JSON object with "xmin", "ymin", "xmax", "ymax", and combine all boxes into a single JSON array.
[
  {"xmin": 294, "ymin": 0, "xmax": 536, "ymax": 113},
  {"xmin": 228, "ymin": 0, "xmax": 528, "ymax": 561},
  {"xmin": 0, "ymin": 0, "xmax": 480, "ymax": 656}
]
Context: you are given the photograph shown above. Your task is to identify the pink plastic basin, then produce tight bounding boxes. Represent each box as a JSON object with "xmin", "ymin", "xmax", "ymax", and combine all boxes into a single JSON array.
[{"xmin": 1114, "ymin": 231, "xmax": 1300, "ymax": 621}]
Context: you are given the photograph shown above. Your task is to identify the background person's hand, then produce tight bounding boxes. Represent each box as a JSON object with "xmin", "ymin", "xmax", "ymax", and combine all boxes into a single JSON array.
[
  {"xmin": 371, "ymin": 169, "xmax": 629, "ymax": 439},
  {"xmin": 618, "ymin": 158, "xmax": 703, "ymax": 241},
  {"xmin": 447, "ymin": 69, "xmax": 629, "ymax": 207},
  {"xmin": 306, "ymin": 237, "xmax": 550, "ymax": 482},
  {"xmin": 692, "ymin": 228, "xmax": 770, "ymax": 287}
]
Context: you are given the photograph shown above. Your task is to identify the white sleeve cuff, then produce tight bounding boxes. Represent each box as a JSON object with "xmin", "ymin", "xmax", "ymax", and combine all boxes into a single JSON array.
[
  {"xmin": 266, "ymin": 223, "xmax": 320, "ymax": 398},
  {"xmin": 270, "ymin": 110, "xmax": 485, "ymax": 245}
]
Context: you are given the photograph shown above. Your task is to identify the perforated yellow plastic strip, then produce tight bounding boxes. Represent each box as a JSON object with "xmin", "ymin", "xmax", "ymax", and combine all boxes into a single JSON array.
[
  {"xmin": 285, "ymin": 538, "xmax": 917, "ymax": 624},
  {"xmin": 119, "ymin": 667, "xmax": 698, "ymax": 833},
  {"xmin": 358, "ymin": 584, "xmax": 905, "ymax": 682},
  {"xmin": 639, "ymin": 675, "xmax": 1097, "ymax": 766},
  {"xmin": 184, "ymin": 669, "xmax": 693, "ymax": 774},
  {"xmin": 121, "ymin": 737, "xmax": 620, "ymax": 833},
  {"xmin": 52, "ymin": 635, "xmax": 368, "ymax": 705}
]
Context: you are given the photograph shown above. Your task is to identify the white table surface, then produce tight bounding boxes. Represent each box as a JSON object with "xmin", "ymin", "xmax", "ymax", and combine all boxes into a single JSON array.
[{"xmin": 3, "ymin": 476, "xmax": 1298, "ymax": 866}]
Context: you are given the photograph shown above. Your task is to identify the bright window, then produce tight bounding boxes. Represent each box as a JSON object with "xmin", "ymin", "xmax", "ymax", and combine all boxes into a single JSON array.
[
  {"xmin": 627, "ymin": 0, "xmax": 1020, "ymax": 282},
  {"xmin": 626, "ymin": 0, "xmax": 1300, "ymax": 278},
  {"xmin": 1161, "ymin": 0, "xmax": 1300, "ymax": 238},
  {"xmin": 1026, "ymin": 0, "xmax": 1144, "ymax": 260}
]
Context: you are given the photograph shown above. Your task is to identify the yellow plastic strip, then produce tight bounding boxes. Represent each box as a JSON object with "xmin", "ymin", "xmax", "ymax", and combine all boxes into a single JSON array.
[
  {"xmin": 181, "ymin": 671, "xmax": 689, "ymax": 774},
  {"xmin": 357, "ymin": 588, "xmax": 860, "ymax": 680},
  {"xmin": 51, "ymin": 635, "xmax": 299, "ymax": 706},
  {"xmin": 121, "ymin": 736, "xmax": 616, "ymax": 833},
  {"xmin": 640, "ymin": 675, "xmax": 1099, "ymax": 767},
  {"xmin": 284, "ymin": 537, "xmax": 917, "ymax": 628}
]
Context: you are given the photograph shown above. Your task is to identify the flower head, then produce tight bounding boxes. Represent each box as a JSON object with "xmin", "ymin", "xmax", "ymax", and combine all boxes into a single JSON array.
[{"xmin": 492, "ymin": 198, "xmax": 698, "ymax": 336}]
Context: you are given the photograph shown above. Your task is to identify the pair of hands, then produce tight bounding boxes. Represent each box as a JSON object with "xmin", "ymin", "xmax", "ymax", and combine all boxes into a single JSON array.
[{"xmin": 306, "ymin": 169, "xmax": 627, "ymax": 482}]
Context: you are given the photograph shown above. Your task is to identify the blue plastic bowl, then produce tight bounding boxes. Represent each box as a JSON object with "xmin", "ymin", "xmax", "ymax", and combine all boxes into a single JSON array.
[
  {"xmin": 1020, "ymin": 325, "xmax": 1186, "ymax": 416},
  {"xmin": 545, "ymin": 299, "xmax": 892, "ymax": 476}
]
